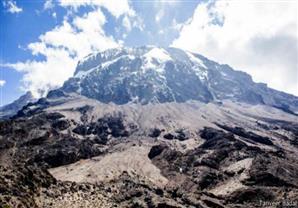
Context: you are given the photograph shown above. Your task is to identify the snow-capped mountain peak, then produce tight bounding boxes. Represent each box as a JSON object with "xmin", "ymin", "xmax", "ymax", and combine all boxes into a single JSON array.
[
  {"xmin": 142, "ymin": 47, "xmax": 172, "ymax": 73},
  {"xmin": 60, "ymin": 46, "xmax": 298, "ymax": 112},
  {"xmin": 144, "ymin": 47, "xmax": 172, "ymax": 64}
]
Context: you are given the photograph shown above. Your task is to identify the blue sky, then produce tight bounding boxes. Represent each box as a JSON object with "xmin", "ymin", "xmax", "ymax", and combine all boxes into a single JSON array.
[{"xmin": 0, "ymin": 0, "xmax": 297, "ymax": 105}]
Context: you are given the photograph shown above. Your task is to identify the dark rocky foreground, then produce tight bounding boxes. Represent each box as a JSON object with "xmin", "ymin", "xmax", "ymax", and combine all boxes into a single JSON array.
[{"xmin": 0, "ymin": 98, "xmax": 298, "ymax": 208}]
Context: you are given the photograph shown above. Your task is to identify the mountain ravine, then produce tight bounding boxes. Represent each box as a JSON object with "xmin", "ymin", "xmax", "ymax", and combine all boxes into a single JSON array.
[{"xmin": 0, "ymin": 46, "xmax": 297, "ymax": 208}]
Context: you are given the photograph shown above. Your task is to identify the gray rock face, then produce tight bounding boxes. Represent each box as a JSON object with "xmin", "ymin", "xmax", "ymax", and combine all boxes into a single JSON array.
[
  {"xmin": 1, "ymin": 46, "xmax": 298, "ymax": 208},
  {"xmin": 1, "ymin": 94, "xmax": 298, "ymax": 207},
  {"xmin": 61, "ymin": 46, "xmax": 298, "ymax": 112},
  {"xmin": 0, "ymin": 91, "xmax": 36, "ymax": 120}
]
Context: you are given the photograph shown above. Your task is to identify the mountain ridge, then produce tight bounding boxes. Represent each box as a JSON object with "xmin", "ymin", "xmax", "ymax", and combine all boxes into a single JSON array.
[
  {"xmin": 1, "ymin": 46, "xmax": 298, "ymax": 207},
  {"xmin": 60, "ymin": 46, "xmax": 298, "ymax": 112},
  {"xmin": 1, "ymin": 46, "xmax": 297, "ymax": 120},
  {"xmin": 0, "ymin": 91, "xmax": 36, "ymax": 120}
]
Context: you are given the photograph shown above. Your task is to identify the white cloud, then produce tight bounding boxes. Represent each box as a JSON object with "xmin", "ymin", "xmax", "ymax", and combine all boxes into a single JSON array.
[
  {"xmin": 58, "ymin": 0, "xmax": 135, "ymax": 18},
  {"xmin": 0, "ymin": 80, "xmax": 6, "ymax": 87},
  {"xmin": 4, "ymin": 49, "xmax": 76, "ymax": 97},
  {"xmin": 122, "ymin": 15, "xmax": 132, "ymax": 32},
  {"xmin": 4, "ymin": 8, "xmax": 119, "ymax": 97},
  {"xmin": 154, "ymin": 0, "xmax": 180, "ymax": 24},
  {"xmin": 129, "ymin": 16, "xmax": 145, "ymax": 32},
  {"xmin": 155, "ymin": 9, "xmax": 164, "ymax": 23},
  {"xmin": 3, "ymin": 0, "xmax": 141, "ymax": 98},
  {"xmin": 171, "ymin": 18, "xmax": 184, "ymax": 31},
  {"xmin": 3, "ymin": 0, "xmax": 23, "ymax": 13},
  {"xmin": 44, "ymin": 0, "xmax": 54, "ymax": 10},
  {"xmin": 172, "ymin": 1, "xmax": 298, "ymax": 95},
  {"xmin": 153, "ymin": 0, "xmax": 180, "ymax": 8},
  {"xmin": 52, "ymin": 12, "xmax": 57, "ymax": 18},
  {"xmin": 58, "ymin": 0, "xmax": 144, "ymax": 32}
]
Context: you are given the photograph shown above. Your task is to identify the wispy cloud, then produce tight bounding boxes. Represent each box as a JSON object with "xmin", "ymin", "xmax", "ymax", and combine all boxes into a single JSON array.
[
  {"xmin": 0, "ymin": 80, "xmax": 6, "ymax": 87},
  {"xmin": 44, "ymin": 0, "xmax": 54, "ymax": 10},
  {"xmin": 52, "ymin": 12, "xmax": 57, "ymax": 18},
  {"xmin": 3, "ymin": 0, "xmax": 23, "ymax": 13}
]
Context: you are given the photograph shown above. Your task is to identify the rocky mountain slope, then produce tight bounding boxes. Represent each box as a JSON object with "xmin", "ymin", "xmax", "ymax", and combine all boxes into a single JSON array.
[
  {"xmin": 62, "ymin": 46, "xmax": 298, "ymax": 112},
  {"xmin": 0, "ymin": 91, "xmax": 36, "ymax": 120},
  {"xmin": 0, "ymin": 46, "xmax": 298, "ymax": 208}
]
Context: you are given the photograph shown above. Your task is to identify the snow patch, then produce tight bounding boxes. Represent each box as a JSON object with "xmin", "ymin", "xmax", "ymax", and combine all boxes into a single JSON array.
[
  {"xmin": 144, "ymin": 48, "xmax": 172, "ymax": 63},
  {"xmin": 75, "ymin": 55, "xmax": 135, "ymax": 78},
  {"xmin": 186, "ymin": 51, "xmax": 206, "ymax": 68},
  {"xmin": 142, "ymin": 48, "xmax": 172, "ymax": 72},
  {"xmin": 102, "ymin": 55, "xmax": 135, "ymax": 68},
  {"xmin": 76, "ymin": 53, "xmax": 98, "ymax": 69},
  {"xmin": 195, "ymin": 69, "xmax": 208, "ymax": 81},
  {"xmin": 75, "ymin": 66, "xmax": 99, "ymax": 78}
]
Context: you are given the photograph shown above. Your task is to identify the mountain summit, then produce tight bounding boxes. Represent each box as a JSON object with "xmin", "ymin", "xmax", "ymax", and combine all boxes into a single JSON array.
[
  {"xmin": 60, "ymin": 46, "xmax": 298, "ymax": 112},
  {"xmin": 1, "ymin": 46, "xmax": 298, "ymax": 208}
]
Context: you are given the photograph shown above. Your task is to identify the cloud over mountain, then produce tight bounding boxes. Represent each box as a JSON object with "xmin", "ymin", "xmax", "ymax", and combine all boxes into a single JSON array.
[
  {"xmin": 3, "ymin": 0, "xmax": 137, "ymax": 97},
  {"xmin": 172, "ymin": 1, "xmax": 298, "ymax": 95}
]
